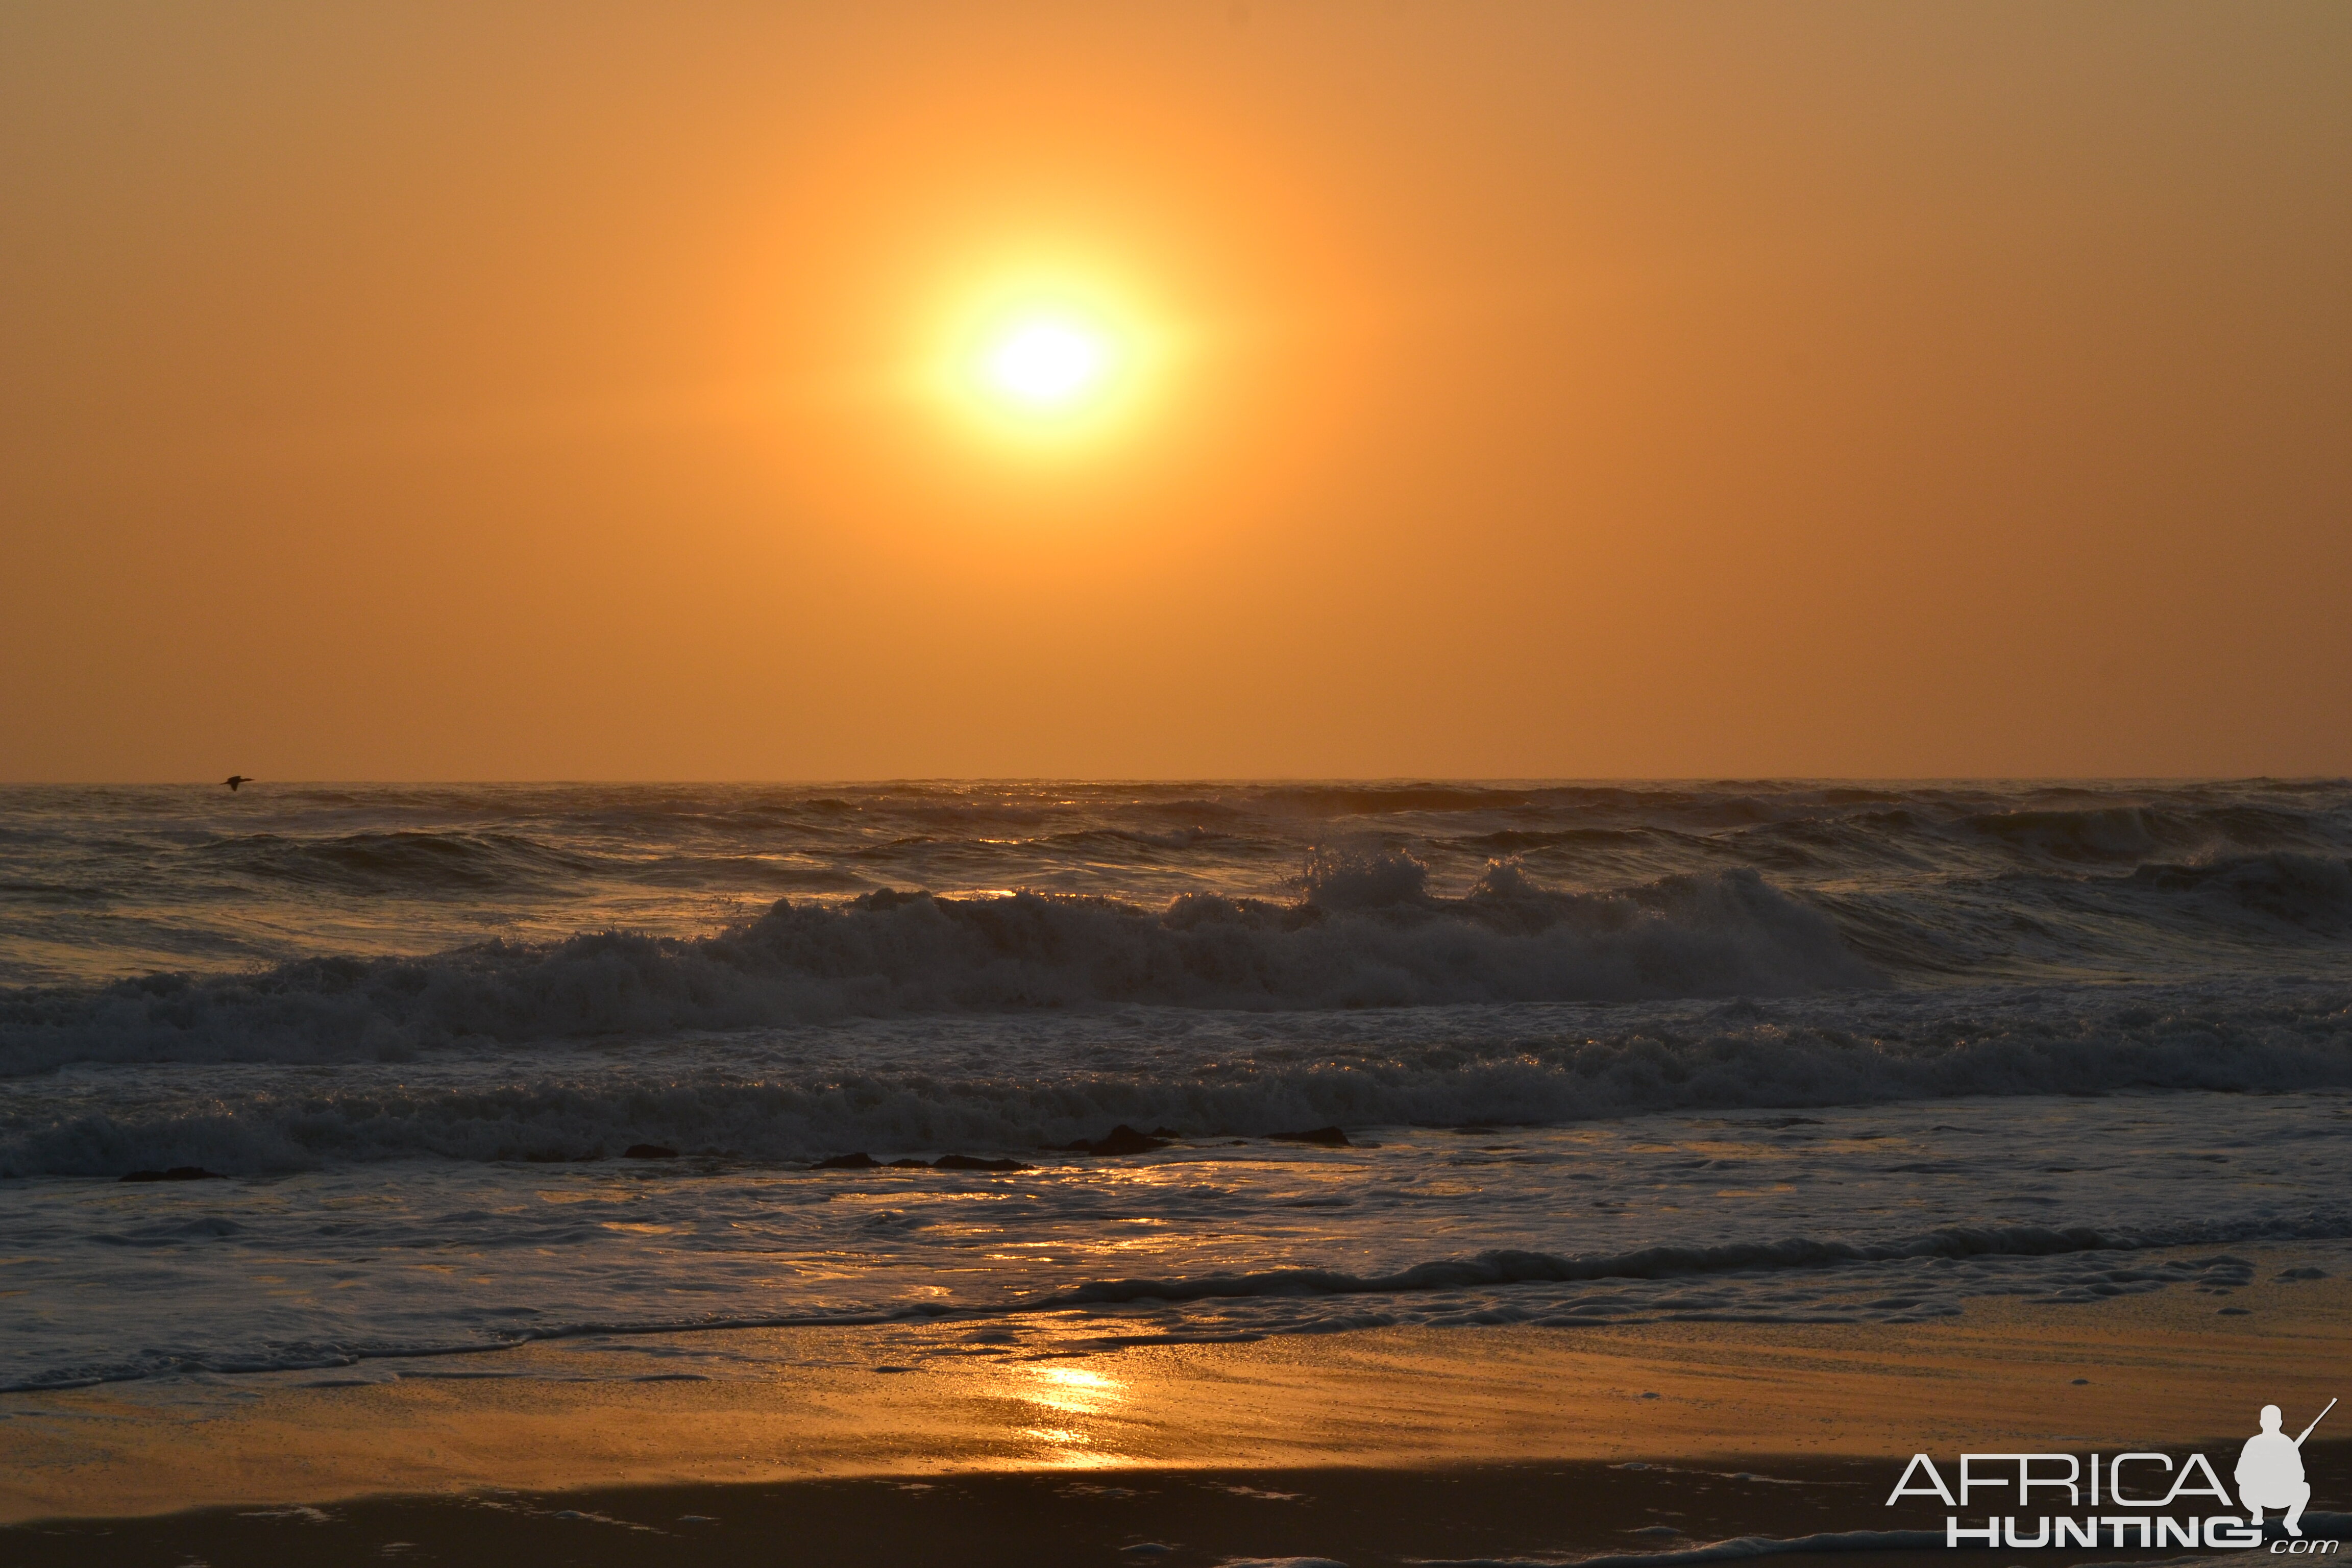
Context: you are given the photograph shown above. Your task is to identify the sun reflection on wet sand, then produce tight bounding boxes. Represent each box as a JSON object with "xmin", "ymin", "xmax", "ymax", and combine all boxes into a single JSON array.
[
  {"xmin": 1003, "ymin": 1363, "xmax": 1132, "ymax": 1466},
  {"xmin": 1028, "ymin": 1366, "xmax": 1114, "ymax": 1399},
  {"xmin": 9, "ymin": 1275, "xmax": 2352, "ymax": 1520}
]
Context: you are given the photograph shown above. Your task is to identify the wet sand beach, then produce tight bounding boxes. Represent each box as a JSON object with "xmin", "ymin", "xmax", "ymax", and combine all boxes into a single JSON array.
[
  {"xmin": 6, "ymin": 1258, "xmax": 2346, "ymax": 1564},
  {"xmin": 33, "ymin": 1453, "xmax": 2344, "ymax": 1568}
]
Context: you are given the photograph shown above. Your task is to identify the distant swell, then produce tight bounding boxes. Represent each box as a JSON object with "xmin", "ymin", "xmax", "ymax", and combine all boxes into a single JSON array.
[
  {"xmin": 193, "ymin": 829, "xmax": 600, "ymax": 892},
  {"xmin": 0, "ymin": 860, "xmax": 1875, "ymax": 1075},
  {"xmin": 1959, "ymin": 803, "xmax": 2339, "ymax": 863},
  {"xmin": 2128, "ymin": 851, "xmax": 2352, "ymax": 928}
]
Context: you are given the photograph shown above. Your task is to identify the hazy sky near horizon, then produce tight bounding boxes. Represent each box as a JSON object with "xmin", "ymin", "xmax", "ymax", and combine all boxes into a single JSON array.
[{"xmin": 5, "ymin": 2, "xmax": 2348, "ymax": 781}]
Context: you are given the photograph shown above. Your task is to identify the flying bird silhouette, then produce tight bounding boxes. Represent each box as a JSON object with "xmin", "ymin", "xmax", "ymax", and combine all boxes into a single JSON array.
[{"xmin": 223, "ymin": 776, "xmax": 253, "ymax": 792}]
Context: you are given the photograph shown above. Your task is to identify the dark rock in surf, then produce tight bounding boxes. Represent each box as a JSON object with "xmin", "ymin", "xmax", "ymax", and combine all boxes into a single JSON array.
[
  {"xmin": 815, "ymin": 1152, "xmax": 881, "ymax": 1169},
  {"xmin": 1148, "ymin": 1126, "xmax": 1182, "ymax": 1138},
  {"xmin": 119, "ymin": 1166, "xmax": 227, "ymax": 1183},
  {"xmin": 1269, "ymin": 1125, "xmax": 1353, "ymax": 1146},
  {"xmin": 887, "ymin": 1158, "xmax": 932, "ymax": 1168},
  {"xmin": 622, "ymin": 1144, "xmax": 678, "ymax": 1160},
  {"xmin": 1061, "ymin": 1124, "xmax": 1168, "ymax": 1156},
  {"xmin": 934, "ymin": 1155, "xmax": 1034, "ymax": 1172}
]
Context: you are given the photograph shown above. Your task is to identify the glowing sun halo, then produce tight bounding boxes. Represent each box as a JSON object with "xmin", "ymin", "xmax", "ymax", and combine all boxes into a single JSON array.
[
  {"xmin": 933, "ymin": 274, "xmax": 1160, "ymax": 451},
  {"xmin": 983, "ymin": 317, "xmax": 1111, "ymax": 409}
]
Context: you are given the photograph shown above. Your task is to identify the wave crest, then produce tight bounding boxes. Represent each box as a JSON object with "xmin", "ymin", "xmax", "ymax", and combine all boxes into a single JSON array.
[{"xmin": 0, "ymin": 865, "xmax": 1872, "ymax": 1075}]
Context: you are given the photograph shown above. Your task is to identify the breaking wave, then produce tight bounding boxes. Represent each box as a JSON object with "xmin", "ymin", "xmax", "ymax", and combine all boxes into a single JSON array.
[{"xmin": 1, "ymin": 857, "xmax": 1875, "ymax": 1076}]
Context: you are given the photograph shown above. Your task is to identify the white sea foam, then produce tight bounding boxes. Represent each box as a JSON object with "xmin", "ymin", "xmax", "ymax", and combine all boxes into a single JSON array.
[
  {"xmin": 10, "ymin": 781, "xmax": 2352, "ymax": 987},
  {"xmin": 2, "ymin": 863, "xmax": 1886, "ymax": 1075}
]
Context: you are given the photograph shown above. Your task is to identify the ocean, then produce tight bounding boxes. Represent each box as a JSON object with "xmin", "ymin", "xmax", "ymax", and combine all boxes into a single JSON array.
[{"xmin": 3, "ymin": 780, "xmax": 2349, "ymax": 1396}]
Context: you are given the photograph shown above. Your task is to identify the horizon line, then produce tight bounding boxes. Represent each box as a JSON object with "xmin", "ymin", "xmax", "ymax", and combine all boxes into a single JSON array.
[{"xmin": 5, "ymin": 775, "xmax": 2347, "ymax": 789}]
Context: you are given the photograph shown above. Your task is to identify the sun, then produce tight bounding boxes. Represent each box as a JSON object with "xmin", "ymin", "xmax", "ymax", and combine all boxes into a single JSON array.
[
  {"xmin": 931, "ymin": 272, "xmax": 1160, "ymax": 447},
  {"xmin": 984, "ymin": 318, "xmax": 1110, "ymax": 409}
]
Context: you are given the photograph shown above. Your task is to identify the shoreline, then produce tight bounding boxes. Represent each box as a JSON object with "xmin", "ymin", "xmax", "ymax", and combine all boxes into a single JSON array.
[
  {"xmin": 6, "ymin": 1450, "xmax": 2346, "ymax": 1568},
  {"xmin": 5, "ymin": 1247, "xmax": 2347, "ymax": 1548}
]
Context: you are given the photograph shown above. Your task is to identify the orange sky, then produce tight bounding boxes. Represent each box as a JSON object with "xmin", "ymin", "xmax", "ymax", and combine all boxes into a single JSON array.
[{"xmin": 5, "ymin": 2, "xmax": 2348, "ymax": 780}]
